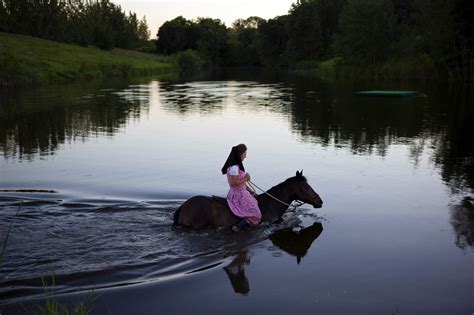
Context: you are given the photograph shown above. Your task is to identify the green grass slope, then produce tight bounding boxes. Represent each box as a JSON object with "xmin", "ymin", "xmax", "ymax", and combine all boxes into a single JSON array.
[{"xmin": 0, "ymin": 32, "xmax": 177, "ymax": 87}]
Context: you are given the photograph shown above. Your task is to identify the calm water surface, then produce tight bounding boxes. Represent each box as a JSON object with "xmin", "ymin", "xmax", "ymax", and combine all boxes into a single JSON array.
[{"xmin": 0, "ymin": 73, "xmax": 473, "ymax": 314}]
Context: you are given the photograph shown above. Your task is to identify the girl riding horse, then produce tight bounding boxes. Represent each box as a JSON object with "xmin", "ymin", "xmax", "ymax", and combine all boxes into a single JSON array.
[{"xmin": 221, "ymin": 144, "xmax": 262, "ymax": 232}]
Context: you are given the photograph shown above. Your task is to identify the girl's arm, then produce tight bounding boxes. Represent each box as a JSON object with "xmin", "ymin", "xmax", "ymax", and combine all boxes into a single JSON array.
[
  {"xmin": 228, "ymin": 174, "xmax": 250, "ymax": 187},
  {"xmin": 246, "ymin": 184, "xmax": 256, "ymax": 196}
]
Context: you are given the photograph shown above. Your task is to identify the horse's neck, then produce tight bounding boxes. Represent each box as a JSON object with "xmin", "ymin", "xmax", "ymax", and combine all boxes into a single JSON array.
[{"xmin": 257, "ymin": 181, "xmax": 294, "ymax": 220}]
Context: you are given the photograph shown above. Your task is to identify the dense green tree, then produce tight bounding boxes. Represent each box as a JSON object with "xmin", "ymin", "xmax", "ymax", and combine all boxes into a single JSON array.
[
  {"xmin": 0, "ymin": 1, "xmax": 8, "ymax": 32},
  {"xmin": 334, "ymin": 0, "xmax": 397, "ymax": 65},
  {"xmin": 316, "ymin": 0, "xmax": 346, "ymax": 57},
  {"xmin": 157, "ymin": 17, "xmax": 228, "ymax": 65},
  {"xmin": 195, "ymin": 18, "xmax": 228, "ymax": 66},
  {"xmin": 85, "ymin": 1, "xmax": 116, "ymax": 49},
  {"xmin": 66, "ymin": 0, "xmax": 93, "ymax": 46},
  {"xmin": 287, "ymin": 0, "xmax": 323, "ymax": 61},
  {"xmin": 176, "ymin": 49, "xmax": 204, "ymax": 73},
  {"xmin": 232, "ymin": 16, "xmax": 264, "ymax": 29},
  {"xmin": 256, "ymin": 15, "xmax": 290, "ymax": 67},
  {"xmin": 137, "ymin": 16, "xmax": 151, "ymax": 41},
  {"xmin": 391, "ymin": 0, "xmax": 416, "ymax": 25},
  {"xmin": 38, "ymin": 0, "xmax": 69, "ymax": 40},
  {"xmin": 1, "ymin": 0, "xmax": 35, "ymax": 34},
  {"xmin": 413, "ymin": 0, "xmax": 472, "ymax": 79},
  {"xmin": 286, "ymin": 0, "xmax": 346, "ymax": 60},
  {"xmin": 0, "ymin": 0, "xmax": 149, "ymax": 50},
  {"xmin": 456, "ymin": 0, "xmax": 474, "ymax": 80},
  {"xmin": 227, "ymin": 16, "xmax": 264, "ymax": 66},
  {"xmin": 156, "ymin": 16, "xmax": 197, "ymax": 54}
]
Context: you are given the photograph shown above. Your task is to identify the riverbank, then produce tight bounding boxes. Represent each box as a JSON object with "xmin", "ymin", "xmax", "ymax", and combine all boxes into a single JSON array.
[
  {"xmin": 0, "ymin": 32, "xmax": 177, "ymax": 88},
  {"xmin": 293, "ymin": 56, "xmax": 445, "ymax": 82}
]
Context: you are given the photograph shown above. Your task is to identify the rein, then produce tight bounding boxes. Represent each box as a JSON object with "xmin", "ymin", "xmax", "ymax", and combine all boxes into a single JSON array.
[{"xmin": 248, "ymin": 180, "xmax": 305, "ymax": 211}]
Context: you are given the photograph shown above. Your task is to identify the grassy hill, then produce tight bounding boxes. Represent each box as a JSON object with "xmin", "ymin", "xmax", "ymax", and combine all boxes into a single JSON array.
[{"xmin": 0, "ymin": 32, "xmax": 177, "ymax": 87}]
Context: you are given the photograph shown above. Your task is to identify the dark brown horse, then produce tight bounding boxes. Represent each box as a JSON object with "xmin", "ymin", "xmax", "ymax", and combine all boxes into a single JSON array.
[{"xmin": 173, "ymin": 170, "xmax": 323, "ymax": 229}]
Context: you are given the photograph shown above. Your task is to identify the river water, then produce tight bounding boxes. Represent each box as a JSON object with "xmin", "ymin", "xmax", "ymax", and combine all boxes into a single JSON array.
[{"xmin": 0, "ymin": 72, "xmax": 472, "ymax": 314}]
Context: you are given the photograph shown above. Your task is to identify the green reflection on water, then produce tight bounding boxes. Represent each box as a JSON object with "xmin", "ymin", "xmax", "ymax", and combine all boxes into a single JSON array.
[{"xmin": 1, "ymin": 74, "xmax": 471, "ymax": 193}]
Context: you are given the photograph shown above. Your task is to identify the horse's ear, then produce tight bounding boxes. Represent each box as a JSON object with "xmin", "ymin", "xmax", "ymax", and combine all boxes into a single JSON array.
[{"xmin": 296, "ymin": 170, "xmax": 301, "ymax": 177}]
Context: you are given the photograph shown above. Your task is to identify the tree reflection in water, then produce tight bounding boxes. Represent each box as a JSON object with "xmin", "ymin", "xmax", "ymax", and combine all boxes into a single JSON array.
[
  {"xmin": 159, "ymin": 81, "xmax": 227, "ymax": 115},
  {"xmin": 1, "ymin": 76, "xmax": 472, "ymax": 250},
  {"xmin": 2, "ymin": 79, "xmax": 471, "ymax": 195},
  {"xmin": 0, "ymin": 82, "xmax": 149, "ymax": 160},
  {"xmin": 286, "ymin": 80, "xmax": 473, "ymax": 250}
]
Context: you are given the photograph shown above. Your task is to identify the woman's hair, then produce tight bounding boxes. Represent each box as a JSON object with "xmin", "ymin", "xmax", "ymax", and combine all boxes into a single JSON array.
[
  {"xmin": 235, "ymin": 143, "xmax": 247, "ymax": 156},
  {"xmin": 221, "ymin": 143, "xmax": 247, "ymax": 174}
]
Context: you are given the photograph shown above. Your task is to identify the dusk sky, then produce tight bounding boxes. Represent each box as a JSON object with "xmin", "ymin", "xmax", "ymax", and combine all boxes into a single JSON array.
[{"xmin": 113, "ymin": 0, "xmax": 296, "ymax": 38}]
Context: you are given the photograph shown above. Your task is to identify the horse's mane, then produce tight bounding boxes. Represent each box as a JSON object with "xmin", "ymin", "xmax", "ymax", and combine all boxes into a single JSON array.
[{"xmin": 264, "ymin": 175, "xmax": 307, "ymax": 196}]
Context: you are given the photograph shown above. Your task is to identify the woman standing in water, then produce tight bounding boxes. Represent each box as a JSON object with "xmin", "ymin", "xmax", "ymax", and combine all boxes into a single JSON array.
[{"xmin": 221, "ymin": 143, "xmax": 262, "ymax": 232}]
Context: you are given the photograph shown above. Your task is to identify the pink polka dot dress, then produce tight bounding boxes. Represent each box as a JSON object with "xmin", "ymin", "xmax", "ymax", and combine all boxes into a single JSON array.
[{"xmin": 226, "ymin": 166, "xmax": 262, "ymax": 226}]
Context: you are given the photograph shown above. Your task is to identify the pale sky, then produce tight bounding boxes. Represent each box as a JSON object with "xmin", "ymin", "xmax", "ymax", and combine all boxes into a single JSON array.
[{"xmin": 112, "ymin": 0, "xmax": 296, "ymax": 38}]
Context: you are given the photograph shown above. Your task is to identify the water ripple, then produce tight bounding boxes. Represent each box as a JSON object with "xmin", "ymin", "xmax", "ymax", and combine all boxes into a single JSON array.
[{"xmin": 0, "ymin": 195, "xmax": 320, "ymax": 303}]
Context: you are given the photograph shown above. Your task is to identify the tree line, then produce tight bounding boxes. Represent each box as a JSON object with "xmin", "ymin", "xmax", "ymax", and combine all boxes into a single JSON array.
[
  {"xmin": 1, "ymin": 0, "xmax": 471, "ymax": 80},
  {"xmin": 156, "ymin": 0, "xmax": 473, "ymax": 80},
  {"xmin": 0, "ymin": 0, "xmax": 150, "ymax": 49}
]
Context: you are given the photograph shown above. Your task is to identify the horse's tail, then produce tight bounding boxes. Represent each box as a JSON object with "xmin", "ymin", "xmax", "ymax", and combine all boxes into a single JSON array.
[{"xmin": 173, "ymin": 205, "xmax": 181, "ymax": 226}]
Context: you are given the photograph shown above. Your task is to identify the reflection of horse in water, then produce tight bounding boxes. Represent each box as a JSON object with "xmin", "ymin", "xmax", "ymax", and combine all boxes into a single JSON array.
[
  {"xmin": 450, "ymin": 197, "xmax": 474, "ymax": 250},
  {"xmin": 223, "ymin": 222, "xmax": 323, "ymax": 295},
  {"xmin": 223, "ymin": 251, "xmax": 251, "ymax": 295},
  {"xmin": 174, "ymin": 171, "xmax": 323, "ymax": 229},
  {"xmin": 269, "ymin": 222, "xmax": 323, "ymax": 264}
]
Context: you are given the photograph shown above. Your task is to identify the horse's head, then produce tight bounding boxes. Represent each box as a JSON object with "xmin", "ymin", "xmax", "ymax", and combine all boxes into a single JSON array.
[{"xmin": 291, "ymin": 170, "xmax": 323, "ymax": 208}]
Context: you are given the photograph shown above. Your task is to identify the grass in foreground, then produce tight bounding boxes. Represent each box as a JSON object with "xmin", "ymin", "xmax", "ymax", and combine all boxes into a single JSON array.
[
  {"xmin": 0, "ymin": 201, "xmax": 22, "ymax": 262},
  {"xmin": 37, "ymin": 276, "xmax": 95, "ymax": 315}
]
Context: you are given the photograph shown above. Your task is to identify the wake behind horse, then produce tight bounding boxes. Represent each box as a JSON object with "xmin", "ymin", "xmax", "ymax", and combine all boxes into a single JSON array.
[{"xmin": 174, "ymin": 171, "xmax": 323, "ymax": 229}]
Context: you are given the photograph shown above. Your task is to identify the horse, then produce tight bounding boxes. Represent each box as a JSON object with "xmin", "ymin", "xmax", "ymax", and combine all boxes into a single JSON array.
[{"xmin": 173, "ymin": 170, "xmax": 323, "ymax": 229}]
